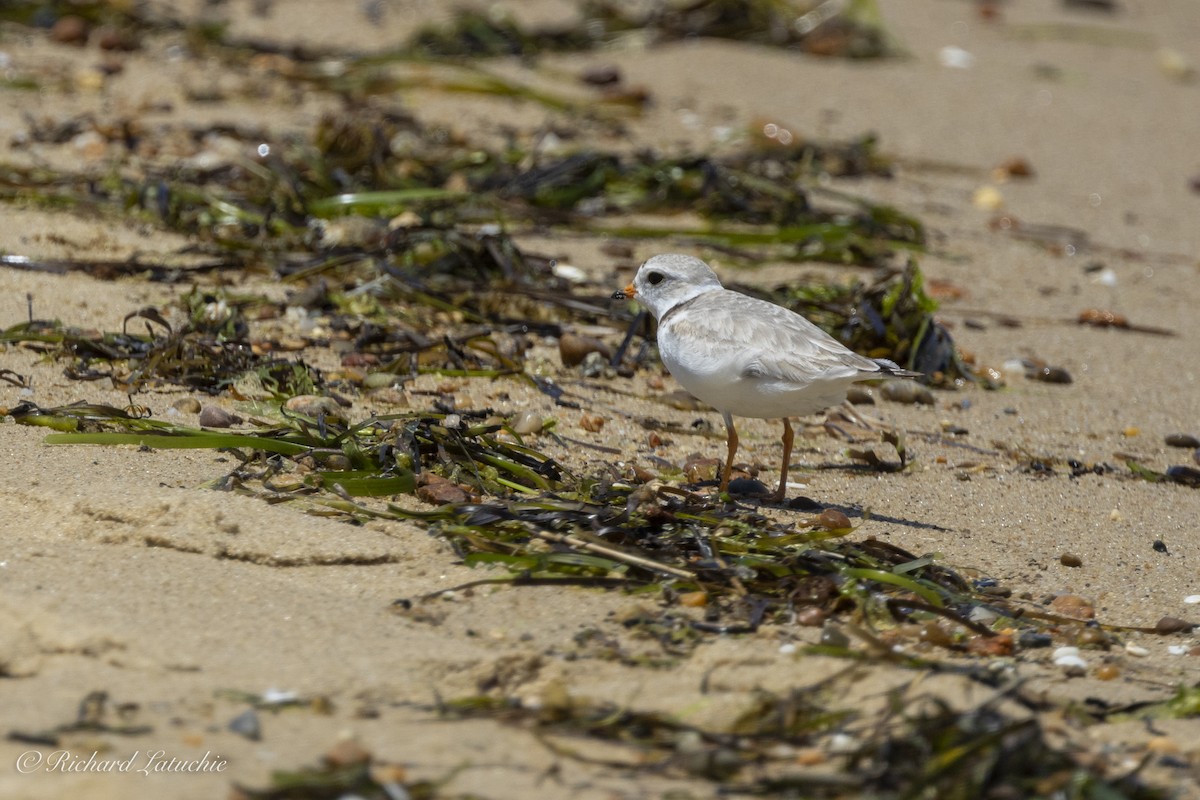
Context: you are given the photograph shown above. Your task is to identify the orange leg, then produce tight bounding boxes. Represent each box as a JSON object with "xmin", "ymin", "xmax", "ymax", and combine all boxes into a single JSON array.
[
  {"xmin": 773, "ymin": 417, "xmax": 794, "ymax": 502},
  {"xmin": 720, "ymin": 411, "xmax": 737, "ymax": 491}
]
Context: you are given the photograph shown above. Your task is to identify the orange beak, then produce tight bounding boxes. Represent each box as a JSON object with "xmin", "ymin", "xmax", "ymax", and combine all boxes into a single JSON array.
[{"xmin": 611, "ymin": 282, "xmax": 636, "ymax": 300}]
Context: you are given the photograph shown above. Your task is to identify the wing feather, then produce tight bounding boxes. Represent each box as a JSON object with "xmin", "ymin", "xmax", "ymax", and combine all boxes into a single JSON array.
[{"xmin": 665, "ymin": 291, "xmax": 881, "ymax": 385}]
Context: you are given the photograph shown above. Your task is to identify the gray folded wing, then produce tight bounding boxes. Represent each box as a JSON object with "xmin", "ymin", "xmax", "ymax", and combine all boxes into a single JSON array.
[{"xmin": 672, "ymin": 292, "xmax": 886, "ymax": 385}]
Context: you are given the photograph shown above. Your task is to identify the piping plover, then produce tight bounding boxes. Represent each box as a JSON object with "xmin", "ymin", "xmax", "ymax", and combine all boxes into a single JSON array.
[{"xmin": 614, "ymin": 253, "xmax": 922, "ymax": 501}]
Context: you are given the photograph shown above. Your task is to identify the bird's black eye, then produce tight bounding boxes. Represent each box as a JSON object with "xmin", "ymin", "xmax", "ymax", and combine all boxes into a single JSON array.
[{"xmin": 646, "ymin": 271, "xmax": 664, "ymax": 286}]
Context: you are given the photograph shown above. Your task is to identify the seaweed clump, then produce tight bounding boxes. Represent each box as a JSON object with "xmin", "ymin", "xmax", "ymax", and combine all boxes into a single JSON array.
[
  {"xmin": 1, "ymin": 290, "xmax": 322, "ymax": 397},
  {"xmin": 419, "ymin": 682, "xmax": 1167, "ymax": 799},
  {"xmin": 761, "ymin": 259, "xmax": 969, "ymax": 384},
  {"xmin": 3, "ymin": 107, "xmax": 916, "ymax": 264},
  {"xmin": 409, "ymin": 0, "xmax": 897, "ymax": 60}
]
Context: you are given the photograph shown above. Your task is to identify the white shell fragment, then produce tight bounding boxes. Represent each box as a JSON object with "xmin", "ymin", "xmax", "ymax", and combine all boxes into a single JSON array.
[
  {"xmin": 1053, "ymin": 646, "xmax": 1088, "ymax": 673},
  {"xmin": 551, "ymin": 261, "xmax": 587, "ymax": 283},
  {"xmin": 938, "ymin": 46, "xmax": 975, "ymax": 69},
  {"xmin": 261, "ymin": 688, "xmax": 299, "ymax": 705}
]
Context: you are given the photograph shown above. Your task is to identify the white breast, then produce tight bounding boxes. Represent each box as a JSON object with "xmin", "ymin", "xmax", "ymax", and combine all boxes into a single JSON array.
[{"xmin": 658, "ymin": 320, "xmax": 857, "ymax": 419}]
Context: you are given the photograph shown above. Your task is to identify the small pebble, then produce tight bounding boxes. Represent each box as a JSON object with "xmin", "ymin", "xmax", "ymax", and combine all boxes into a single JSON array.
[
  {"xmin": 1018, "ymin": 631, "xmax": 1053, "ymax": 649},
  {"xmin": 580, "ymin": 63, "xmax": 622, "ymax": 86},
  {"xmin": 613, "ymin": 602, "xmax": 656, "ymax": 626},
  {"xmin": 1165, "ymin": 465, "xmax": 1200, "ymax": 487},
  {"xmin": 228, "ymin": 708, "xmax": 261, "ymax": 741},
  {"xmin": 559, "ymin": 332, "xmax": 612, "ymax": 368},
  {"xmin": 678, "ymin": 591, "xmax": 708, "ymax": 608},
  {"xmin": 1146, "ymin": 736, "xmax": 1181, "ymax": 755},
  {"xmin": 579, "ymin": 413, "xmax": 605, "ymax": 433},
  {"xmin": 95, "ymin": 25, "xmax": 139, "ymax": 52},
  {"xmin": 1054, "ymin": 649, "xmax": 1088, "ymax": 674},
  {"xmin": 968, "ymin": 606, "xmax": 999, "ymax": 625},
  {"xmin": 966, "ymin": 633, "xmax": 1013, "ymax": 657},
  {"xmin": 993, "ymin": 157, "xmax": 1035, "ymax": 180},
  {"xmin": 1124, "ymin": 643, "xmax": 1149, "ymax": 657},
  {"xmin": 1076, "ymin": 627, "xmax": 1110, "ymax": 647},
  {"xmin": 1059, "ymin": 552, "xmax": 1083, "ymax": 568},
  {"xmin": 827, "ymin": 733, "xmax": 858, "ymax": 754},
  {"xmin": 322, "ymin": 454, "xmax": 351, "ymax": 471},
  {"xmin": 1049, "ymin": 594, "xmax": 1095, "ymax": 620},
  {"xmin": 814, "ymin": 509, "xmax": 851, "ymax": 531},
  {"xmin": 845, "ymin": 385, "xmax": 875, "ymax": 405},
  {"xmin": 1164, "ymin": 433, "xmax": 1200, "ymax": 448},
  {"xmin": 880, "ymin": 380, "xmax": 934, "ymax": 405},
  {"xmin": 971, "ymin": 185, "xmax": 1004, "ymax": 210},
  {"xmin": 1029, "ymin": 365, "xmax": 1073, "ymax": 384},
  {"xmin": 172, "ymin": 397, "xmax": 202, "ymax": 414},
  {"xmin": 579, "ymin": 351, "xmax": 609, "ymax": 378},
  {"xmin": 74, "ymin": 66, "xmax": 106, "ymax": 91},
  {"xmin": 198, "ymin": 405, "xmax": 241, "ymax": 428},
  {"xmin": 1183, "ymin": 595, "xmax": 1200, "ymax": 605},
  {"xmin": 363, "ymin": 372, "xmax": 396, "ymax": 389},
  {"xmin": 1157, "ymin": 47, "xmax": 1195, "ymax": 82},
  {"xmin": 1154, "ymin": 616, "xmax": 1195, "ymax": 634},
  {"xmin": 324, "ymin": 737, "xmax": 372, "ymax": 768},
  {"xmin": 794, "ymin": 748, "xmax": 826, "ymax": 766},
  {"xmin": 1094, "ymin": 664, "xmax": 1120, "ymax": 681},
  {"xmin": 778, "ymin": 642, "xmax": 797, "ymax": 655},
  {"xmin": 795, "ymin": 607, "xmax": 826, "ymax": 627},
  {"xmin": 510, "ymin": 410, "xmax": 543, "ymax": 435},
  {"xmin": 368, "ymin": 387, "xmax": 407, "ymax": 406},
  {"xmin": 1077, "ymin": 308, "xmax": 1128, "ymax": 329},
  {"xmin": 683, "ymin": 456, "xmax": 720, "ymax": 484},
  {"xmin": 415, "ymin": 474, "xmax": 469, "ymax": 505},
  {"xmin": 919, "ymin": 622, "xmax": 954, "ymax": 648},
  {"xmin": 285, "ymin": 394, "xmax": 344, "ymax": 419},
  {"xmin": 50, "ymin": 15, "xmax": 89, "ymax": 45},
  {"xmin": 371, "ymin": 764, "xmax": 408, "ymax": 785},
  {"xmin": 819, "ymin": 624, "xmax": 849, "ymax": 648}
]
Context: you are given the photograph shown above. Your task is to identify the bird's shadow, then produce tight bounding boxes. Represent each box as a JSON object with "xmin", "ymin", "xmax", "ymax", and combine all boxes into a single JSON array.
[{"xmin": 704, "ymin": 477, "xmax": 952, "ymax": 532}]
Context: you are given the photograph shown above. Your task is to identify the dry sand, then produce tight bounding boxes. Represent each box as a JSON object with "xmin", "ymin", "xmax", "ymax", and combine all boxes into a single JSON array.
[{"xmin": 1, "ymin": 1, "xmax": 1199, "ymax": 798}]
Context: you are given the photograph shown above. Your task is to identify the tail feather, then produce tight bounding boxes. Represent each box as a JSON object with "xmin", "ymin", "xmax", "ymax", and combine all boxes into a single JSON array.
[{"xmin": 872, "ymin": 358, "xmax": 924, "ymax": 379}]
